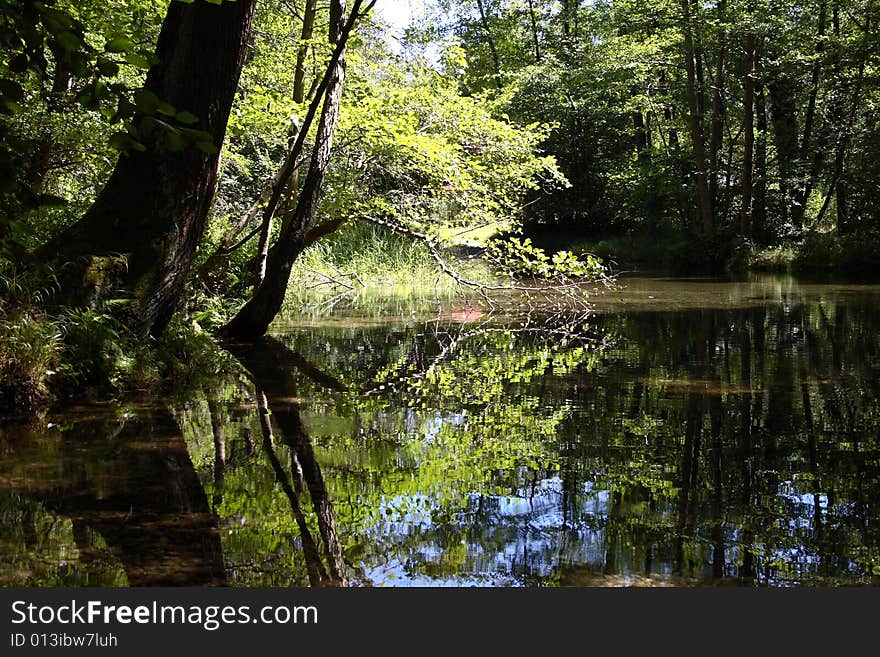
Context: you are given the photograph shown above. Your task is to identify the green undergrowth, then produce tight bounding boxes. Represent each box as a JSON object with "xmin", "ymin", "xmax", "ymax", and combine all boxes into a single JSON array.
[
  {"xmin": 283, "ymin": 222, "xmax": 496, "ymax": 310},
  {"xmin": 530, "ymin": 225, "xmax": 738, "ymax": 274},
  {"xmin": 0, "ymin": 302, "xmax": 234, "ymax": 412},
  {"xmin": 749, "ymin": 231, "xmax": 880, "ymax": 275},
  {"xmin": 528, "ymin": 223, "xmax": 880, "ymax": 278}
]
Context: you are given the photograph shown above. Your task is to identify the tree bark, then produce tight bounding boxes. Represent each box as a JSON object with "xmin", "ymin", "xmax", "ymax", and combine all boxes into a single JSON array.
[
  {"xmin": 222, "ymin": 0, "xmax": 357, "ymax": 340},
  {"xmin": 37, "ymin": 0, "xmax": 257, "ymax": 336},
  {"xmin": 475, "ymin": 0, "xmax": 503, "ymax": 88},
  {"xmin": 681, "ymin": 0, "xmax": 713, "ymax": 231},
  {"xmin": 708, "ymin": 0, "xmax": 727, "ymax": 218},
  {"xmin": 741, "ymin": 8, "xmax": 757, "ymax": 238},
  {"xmin": 791, "ymin": 0, "xmax": 827, "ymax": 227}
]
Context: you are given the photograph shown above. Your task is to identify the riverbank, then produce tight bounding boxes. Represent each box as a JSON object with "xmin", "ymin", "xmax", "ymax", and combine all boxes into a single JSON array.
[{"xmin": 524, "ymin": 225, "xmax": 880, "ymax": 278}]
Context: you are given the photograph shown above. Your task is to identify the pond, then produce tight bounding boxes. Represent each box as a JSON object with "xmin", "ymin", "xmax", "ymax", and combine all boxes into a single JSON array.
[{"xmin": 1, "ymin": 274, "xmax": 879, "ymax": 586}]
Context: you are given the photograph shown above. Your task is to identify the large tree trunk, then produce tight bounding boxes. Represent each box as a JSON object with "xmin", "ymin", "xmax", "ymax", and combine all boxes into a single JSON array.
[
  {"xmin": 222, "ymin": 0, "xmax": 356, "ymax": 340},
  {"xmin": 37, "ymin": 0, "xmax": 257, "ymax": 336}
]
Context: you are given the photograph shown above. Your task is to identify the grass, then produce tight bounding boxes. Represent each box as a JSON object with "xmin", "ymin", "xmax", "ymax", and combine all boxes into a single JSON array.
[
  {"xmin": 284, "ymin": 222, "xmax": 496, "ymax": 311},
  {"xmin": 0, "ymin": 311, "xmax": 62, "ymax": 409},
  {"xmin": 0, "ymin": 301, "xmax": 238, "ymax": 411},
  {"xmin": 748, "ymin": 244, "xmax": 798, "ymax": 272},
  {"xmin": 749, "ymin": 230, "xmax": 880, "ymax": 276},
  {"xmin": 528, "ymin": 225, "xmax": 733, "ymax": 275}
]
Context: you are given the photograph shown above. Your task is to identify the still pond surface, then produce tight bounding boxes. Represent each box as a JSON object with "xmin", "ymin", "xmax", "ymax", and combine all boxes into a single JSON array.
[{"xmin": 2, "ymin": 275, "xmax": 879, "ymax": 586}]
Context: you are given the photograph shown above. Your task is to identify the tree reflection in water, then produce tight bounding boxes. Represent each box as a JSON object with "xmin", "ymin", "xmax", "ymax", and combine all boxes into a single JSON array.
[
  {"xmin": 0, "ymin": 404, "xmax": 225, "ymax": 586},
  {"xmin": 2, "ymin": 278, "xmax": 880, "ymax": 586}
]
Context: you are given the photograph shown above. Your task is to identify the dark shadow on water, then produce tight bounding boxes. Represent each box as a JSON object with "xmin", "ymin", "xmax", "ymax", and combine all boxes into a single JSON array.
[{"xmin": 0, "ymin": 404, "xmax": 226, "ymax": 586}]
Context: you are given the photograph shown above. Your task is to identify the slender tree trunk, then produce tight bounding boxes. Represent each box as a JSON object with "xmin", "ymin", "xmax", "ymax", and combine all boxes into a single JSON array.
[
  {"xmin": 709, "ymin": 0, "xmax": 727, "ymax": 216},
  {"xmin": 681, "ymin": 0, "xmax": 713, "ymax": 231},
  {"xmin": 37, "ymin": 0, "xmax": 258, "ymax": 336},
  {"xmin": 475, "ymin": 0, "xmax": 503, "ymax": 88},
  {"xmin": 753, "ymin": 38, "xmax": 768, "ymax": 241},
  {"xmin": 632, "ymin": 93, "xmax": 660, "ymax": 226},
  {"xmin": 23, "ymin": 48, "xmax": 74, "ymax": 199},
  {"xmin": 254, "ymin": 0, "xmax": 319, "ymax": 289},
  {"xmin": 791, "ymin": 0, "xmax": 827, "ymax": 227},
  {"xmin": 560, "ymin": 0, "xmax": 572, "ymax": 39},
  {"xmin": 223, "ymin": 0, "xmax": 356, "ymax": 339},
  {"xmin": 529, "ymin": 0, "xmax": 541, "ymax": 64},
  {"xmin": 816, "ymin": 19, "xmax": 867, "ymax": 231},
  {"xmin": 527, "ymin": 0, "xmax": 541, "ymax": 63},
  {"xmin": 294, "ymin": 0, "xmax": 318, "ymax": 105},
  {"xmin": 741, "ymin": 9, "xmax": 757, "ymax": 238}
]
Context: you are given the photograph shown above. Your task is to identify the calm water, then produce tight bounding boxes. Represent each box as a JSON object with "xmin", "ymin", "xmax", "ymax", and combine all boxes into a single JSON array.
[{"xmin": 2, "ymin": 275, "xmax": 879, "ymax": 586}]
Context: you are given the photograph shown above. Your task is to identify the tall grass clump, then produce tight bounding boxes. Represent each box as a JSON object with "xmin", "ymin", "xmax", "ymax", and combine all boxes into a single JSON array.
[
  {"xmin": 0, "ymin": 311, "xmax": 62, "ymax": 409},
  {"xmin": 285, "ymin": 222, "xmax": 494, "ymax": 309}
]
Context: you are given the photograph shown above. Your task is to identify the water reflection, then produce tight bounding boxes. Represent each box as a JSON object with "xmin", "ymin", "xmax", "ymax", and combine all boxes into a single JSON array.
[
  {"xmin": 0, "ymin": 404, "xmax": 225, "ymax": 586},
  {"xmin": 1, "ymin": 276, "xmax": 879, "ymax": 586}
]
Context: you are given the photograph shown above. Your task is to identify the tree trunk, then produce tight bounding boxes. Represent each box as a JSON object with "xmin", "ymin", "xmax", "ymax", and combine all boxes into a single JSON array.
[
  {"xmin": 37, "ymin": 0, "xmax": 257, "ymax": 336},
  {"xmin": 816, "ymin": 11, "xmax": 868, "ymax": 232},
  {"xmin": 753, "ymin": 39, "xmax": 768, "ymax": 241},
  {"xmin": 23, "ymin": 48, "xmax": 74, "ymax": 200},
  {"xmin": 475, "ymin": 0, "xmax": 503, "ymax": 88},
  {"xmin": 681, "ymin": 0, "xmax": 713, "ymax": 231},
  {"xmin": 741, "ymin": 12, "xmax": 757, "ymax": 238},
  {"xmin": 768, "ymin": 72, "xmax": 799, "ymax": 225},
  {"xmin": 527, "ymin": 0, "xmax": 541, "ymax": 63},
  {"xmin": 632, "ymin": 95, "xmax": 660, "ymax": 226},
  {"xmin": 708, "ymin": 0, "xmax": 727, "ymax": 216},
  {"xmin": 222, "ymin": 0, "xmax": 355, "ymax": 340},
  {"xmin": 791, "ymin": 0, "xmax": 827, "ymax": 227},
  {"xmin": 294, "ymin": 0, "xmax": 318, "ymax": 106},
  {"xmin": 255, "ymin": 0, "xmax": 319, "ymax": 288}
]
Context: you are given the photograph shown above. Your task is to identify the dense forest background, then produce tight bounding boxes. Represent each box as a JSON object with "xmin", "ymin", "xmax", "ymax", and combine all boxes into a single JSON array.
[{"xmin": 1, "ymin": 0, "xmax": 879, "ymax": 406}]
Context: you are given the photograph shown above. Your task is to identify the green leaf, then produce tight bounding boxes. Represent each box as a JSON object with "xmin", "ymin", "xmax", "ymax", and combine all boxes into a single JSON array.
[
  {"xmin": 156, "ymin": 101, "xmax": 177, "ymax": 117},
  {"xmin": 123, "ymin": 53, "xmax": 151, "ymax": 69},
  {"xmin": 195, "ymin": 140, "xmax": 219, "ymax": 154},
  {"xmin": 109, "ymin": 132, "xmax": 146, "ymax": 152},
  {"xmin": 175, "ymin": 111, "xmax": 199, "ymax": 125},
  {"xmin": 133, "ymin": 89, "xmax": 160, "ymax": 114},
  {"xmin": 105, "ymin": 37, "xmax": 134, "ymax": 53},
  {"xmin": 55, "ymin": 30, "xmax": 84, "ymax": 52},
  {"xmin": 165, "ymin": 129, "xmax": 186, "ymax": 152},
  {"xmin": 97, "ymin": 57, "xmax": 120, "ymax": 77}
]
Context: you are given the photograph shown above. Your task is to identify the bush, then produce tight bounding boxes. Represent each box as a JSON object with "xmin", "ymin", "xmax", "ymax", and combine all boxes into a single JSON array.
[{"xmin": 0, "ymin": 312, "xmax": 62, "ymax": 409}]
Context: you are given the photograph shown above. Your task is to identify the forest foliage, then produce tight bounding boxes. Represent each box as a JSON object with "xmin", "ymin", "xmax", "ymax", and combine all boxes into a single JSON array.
[{"xmin": 1, "ymin": 0, "xmax": 879, "ymax": 406}]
